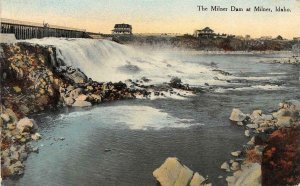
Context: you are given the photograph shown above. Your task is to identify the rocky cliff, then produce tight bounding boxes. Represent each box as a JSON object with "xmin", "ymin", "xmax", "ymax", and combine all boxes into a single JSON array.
[
  {"xmin": 0, "ymin": 42, "xmax": 193, "ymax": 179},
  {"xmin": 0, "ymin": 42, "xmax": 143, "ymax": 178}
]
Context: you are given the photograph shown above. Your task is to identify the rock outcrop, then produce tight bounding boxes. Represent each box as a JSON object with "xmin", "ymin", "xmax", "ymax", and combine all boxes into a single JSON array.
[
  {"xmin": 16, "ymin": 117, "xmax": 38, "ymax": 133},
  {"xmin": 0, "ymin": 42, "xmax": 145, "ymax": 179},
  {"xmin": 1, "ymin": 41, "xmax": 197, "ymax": 180},
  {"xmin": 1, "ymin": 108, "xmax": 40, "ymax": 177},
  {"xmin": 224, "ymin": 100, "xmax": 300, "ymax": 186},
  {"xmin": 153, "ymin": 157, "xmax": 211, "ymax": 186},
  {"xmin": 226, "ymin": 163, "xmax": 261, "ymax": 186},
  {"xmin": 229, "ymin": 109, "xmax": 247, "ymax": 122},
  {"xmin": 262, "ymin": 126, "xmax": 300, "ymax": 185}
]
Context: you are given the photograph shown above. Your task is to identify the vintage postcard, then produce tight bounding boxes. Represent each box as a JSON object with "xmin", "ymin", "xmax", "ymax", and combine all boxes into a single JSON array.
[{"xmin": 0, "ymin": 0, "xmax": 299, "ymax": 185}]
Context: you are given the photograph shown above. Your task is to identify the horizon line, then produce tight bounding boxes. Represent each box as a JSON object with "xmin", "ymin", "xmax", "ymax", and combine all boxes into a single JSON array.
[{"xmin": 1, "ymin": 17, "xmax": 299, "ymax": 39}]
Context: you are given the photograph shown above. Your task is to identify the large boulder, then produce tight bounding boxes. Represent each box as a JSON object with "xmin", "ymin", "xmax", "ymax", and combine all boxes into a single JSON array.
[
  {"xmin": 16, "ymin": 117, "xmax": 38, "ymax": 133},
  {"xmin": 63, "ymin": 97, "xmax": 75, "ymax": 106},
  {"xmin": 275, "ymin": 116, "xmax": 292, "ymax": 127},
  {"xmin": 72, "ymin": 100, "xmax": 92, "ymax": 107},
  {"xmin": 231, "ymin": 151, "xmax": 242, "ymax": 157},
  {"xmin": 288, "ymin": 100, "xmax": 300, "ymax": 111},
  {"xmin": 90, "ymin": 94, "xmax": 102, "ymax": 103},
  {"xmin": 189, "ymin": 172, "xmax": 206, "ymax": 186},
  {"xmin": 1, "ymin": 113, "xmax": 10, "ymax": 122},
  {"xmin": 69, "ymin": 88, "xmax": 82, "ymax": 100},
  {"xmin": 260, "ymin": 114, "xmax": 273, "ymax": 121},
  {"xmin": 227, "ymin": 163, "xmax": 261, "ymax": 186},
  {"xmin": 153, "ymin": 157, "xmax": 193, "ymax": 186},
  {"xmin": 275, "ymin": 100, "xmax": 300, "ymax": 121},
  {"xmin": 279, "ymin": 100, "xmax": 300, "ymax": 111},
  {"xmin": 64, "ymin": 67, "xmax": 87, "ymax": 84},
  {"xmin": 153, "ymin": 157, "xmax": 209, "ymax": 186},
  {"xmin": 272, "ymin": 109, "xmax": 289, "ymax": 119},
  {"xmin": 250, "ymin": 110, "xmax": 262, "ymax": 121},
  {"xmin": 169, "ymin": 77, "xmax": 182, "ymax": 88},
  {"xmin": 221, "ymin": 161, "xmax": 230, "ymax": 172},
  {"xmin": 229, "ymin": 109, "xmax": 247, "ymax": 122},
  {"xmin": 75, "ymin": 94, "xmax": 88, "ymax": 101},
  {"xmin": 4, "ymin": 109, "xmax": 18, "ymax": 123}
]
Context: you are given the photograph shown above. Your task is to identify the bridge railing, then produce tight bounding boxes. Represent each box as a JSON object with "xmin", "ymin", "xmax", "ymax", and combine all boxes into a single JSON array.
[{"xmin": 1, "ymin": 18, "xmax": 86, "ymax": 32}]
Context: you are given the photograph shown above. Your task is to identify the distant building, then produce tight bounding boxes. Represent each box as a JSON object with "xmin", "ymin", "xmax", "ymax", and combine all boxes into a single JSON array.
[
  {"xmin": 194, "ymin": 27, "xmax": 215, "ymax": 38},
  {"xmin": 112, "ymin": 23, "xmax": 132, "ymax": 35},
  {"xmin": 193, "ymin": 27, "xmax": 235, "ymax": 39}
]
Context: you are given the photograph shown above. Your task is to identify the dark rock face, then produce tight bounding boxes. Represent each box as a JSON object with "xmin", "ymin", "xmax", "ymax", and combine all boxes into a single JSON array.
[
  {"xmin": 0, "ymin": 42, "xmax": 197, "ymax": 179},
  {"xmin": 1, "ymin": 43, "xmax": 63, "ymax": 117},
  {"xmin": 262, "ymin": 126, "xmax": 300, "ymax": 186},
  {"xmin": 56, "ymin": 66, "xmax": 88, "ymax": 84},
  {"xmin": 0, "ymin": 42, "xmax": 140, "ymax": 179},
  {"xmin": 169, "ymin": 77, "xmax": 190, "ymax": 90},
  {"xmin": 224, "ymin": 102, "xmax": 300, "ymax": 186}
]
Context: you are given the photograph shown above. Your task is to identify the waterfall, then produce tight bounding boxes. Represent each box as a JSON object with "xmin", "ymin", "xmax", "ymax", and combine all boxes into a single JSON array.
[{"xmin": 23, "ymin": 38, "xmax": 230, "ymax": 85}]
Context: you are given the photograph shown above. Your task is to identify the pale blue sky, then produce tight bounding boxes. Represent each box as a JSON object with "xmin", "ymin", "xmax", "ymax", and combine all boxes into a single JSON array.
[{"xmin": 1, "ymin": 0, "xmax": 300, "ymax": 38}]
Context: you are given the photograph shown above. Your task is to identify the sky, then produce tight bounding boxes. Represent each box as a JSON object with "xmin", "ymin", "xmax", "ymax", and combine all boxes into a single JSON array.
[{"xmin": 1, "ymin": 0, "xmax": 300, "ymax": 38}]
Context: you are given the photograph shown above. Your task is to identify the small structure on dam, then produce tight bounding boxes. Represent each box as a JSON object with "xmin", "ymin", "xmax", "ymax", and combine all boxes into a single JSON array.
[
  {"xmin": 112, "ymin": 23, "xmax": 132, "ymax": 35},
  {"xmin": 0, "ymin": 18, "xmax": 89, "ymax": 40}
]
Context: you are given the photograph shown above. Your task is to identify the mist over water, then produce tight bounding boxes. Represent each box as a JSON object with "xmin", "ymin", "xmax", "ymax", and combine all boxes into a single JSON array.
[{"xmin": 25, "ymin": 38, "xmax": 233, "ymax": 86}]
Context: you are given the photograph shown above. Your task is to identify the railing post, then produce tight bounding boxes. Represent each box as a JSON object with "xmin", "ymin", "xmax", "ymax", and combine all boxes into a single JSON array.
[
  {"xmin": 16, "ymin": 25, "xmax": 19, "ymax": 39},
  {"xmin": 21, "ymin": 25, "xmax": 24, "ymax": 39}
]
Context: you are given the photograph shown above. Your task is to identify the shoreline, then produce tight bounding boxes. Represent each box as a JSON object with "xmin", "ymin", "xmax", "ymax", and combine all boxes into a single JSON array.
[
  {"xmin": 7, "ymin": 37, "xmax": 300, "ymax": 54},
  {"xmin": 0, "ymin": 42, "xmax": 195, "ymax": 180},
  {"xmin": 225, "ymin": 100, "xmax": 300, "ymax": 185},
  {"xmin": 152, "ymin": 100, "xmax": 300, "ymax": 186},
  {"xmin": 1, "ymin": 40, "xmax": 299, "ymax": 185},
  {"xmin": 130, "ymin": 46, "xmax": 295, "ymax": 55}
]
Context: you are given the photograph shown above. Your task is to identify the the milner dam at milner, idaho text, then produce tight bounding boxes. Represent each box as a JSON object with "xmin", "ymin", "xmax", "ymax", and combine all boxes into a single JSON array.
[{"xmin": 197, "ymin": 5, "xmax": 292, "ymax": 12}]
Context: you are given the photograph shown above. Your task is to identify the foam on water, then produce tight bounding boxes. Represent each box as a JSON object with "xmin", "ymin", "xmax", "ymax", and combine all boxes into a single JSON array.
[
  {"xmin": 214, "ymin": 84, "xmax": 283, "ymax": 93},
  {"xmin": 54, "ymin": 105, "xmax": 200, "ymax": 130},
  {"xmin": 23, "ymin": 38, "xmax": 231, "ymax": 86},
  {"xmin": 21, "ymin": 38, "xmax": 289, "ymax": 96}
]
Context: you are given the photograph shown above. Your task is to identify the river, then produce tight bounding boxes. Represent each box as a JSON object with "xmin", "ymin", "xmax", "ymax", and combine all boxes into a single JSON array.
[{"xmin": 4, "ymin": 39, "xmax": 300, "ymax": 186}]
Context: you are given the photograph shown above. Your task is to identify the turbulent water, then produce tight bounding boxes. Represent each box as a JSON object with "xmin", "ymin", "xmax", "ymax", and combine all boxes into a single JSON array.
[
  {"xmin": 5, "ymin": 38, "xmax": 300, "ymax": 186},
  {"xmin": 24, "ymin": 38, "xmax": 235, "ymax": 85}
]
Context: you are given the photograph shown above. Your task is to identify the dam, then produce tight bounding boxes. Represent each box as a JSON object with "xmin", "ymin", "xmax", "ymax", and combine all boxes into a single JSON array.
[{"xmin": 0, "ymin": 18, "xmax": 90, "ymax": 40}]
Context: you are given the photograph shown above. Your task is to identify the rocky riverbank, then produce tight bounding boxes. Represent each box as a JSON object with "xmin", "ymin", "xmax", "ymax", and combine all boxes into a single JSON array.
[
  {"xmin": 225, "ymin": 100, "xmax": 300, "ymax": 185},
  {"xmin": 0, "ymin": 42, "xmax": 195, "ymax": 179},
  {"xmin": 263, "ymin": 56, "xmax": 300, "ymax": 65},
  {"xmin": 152, "ymin": 100, "xmax": 299, "ymax": 186}
]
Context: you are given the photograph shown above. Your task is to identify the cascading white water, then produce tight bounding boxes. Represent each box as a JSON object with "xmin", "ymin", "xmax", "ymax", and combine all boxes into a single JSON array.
[{"xmin": 23, "ymin": 38, "xmax": 231, "ymax": 85}]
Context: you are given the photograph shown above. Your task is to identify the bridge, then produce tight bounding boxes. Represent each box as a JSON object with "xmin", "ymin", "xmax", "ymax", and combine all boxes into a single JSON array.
[{"xmin": 0, "ymin": 18, "xmax": 91, "ymax": 40}]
